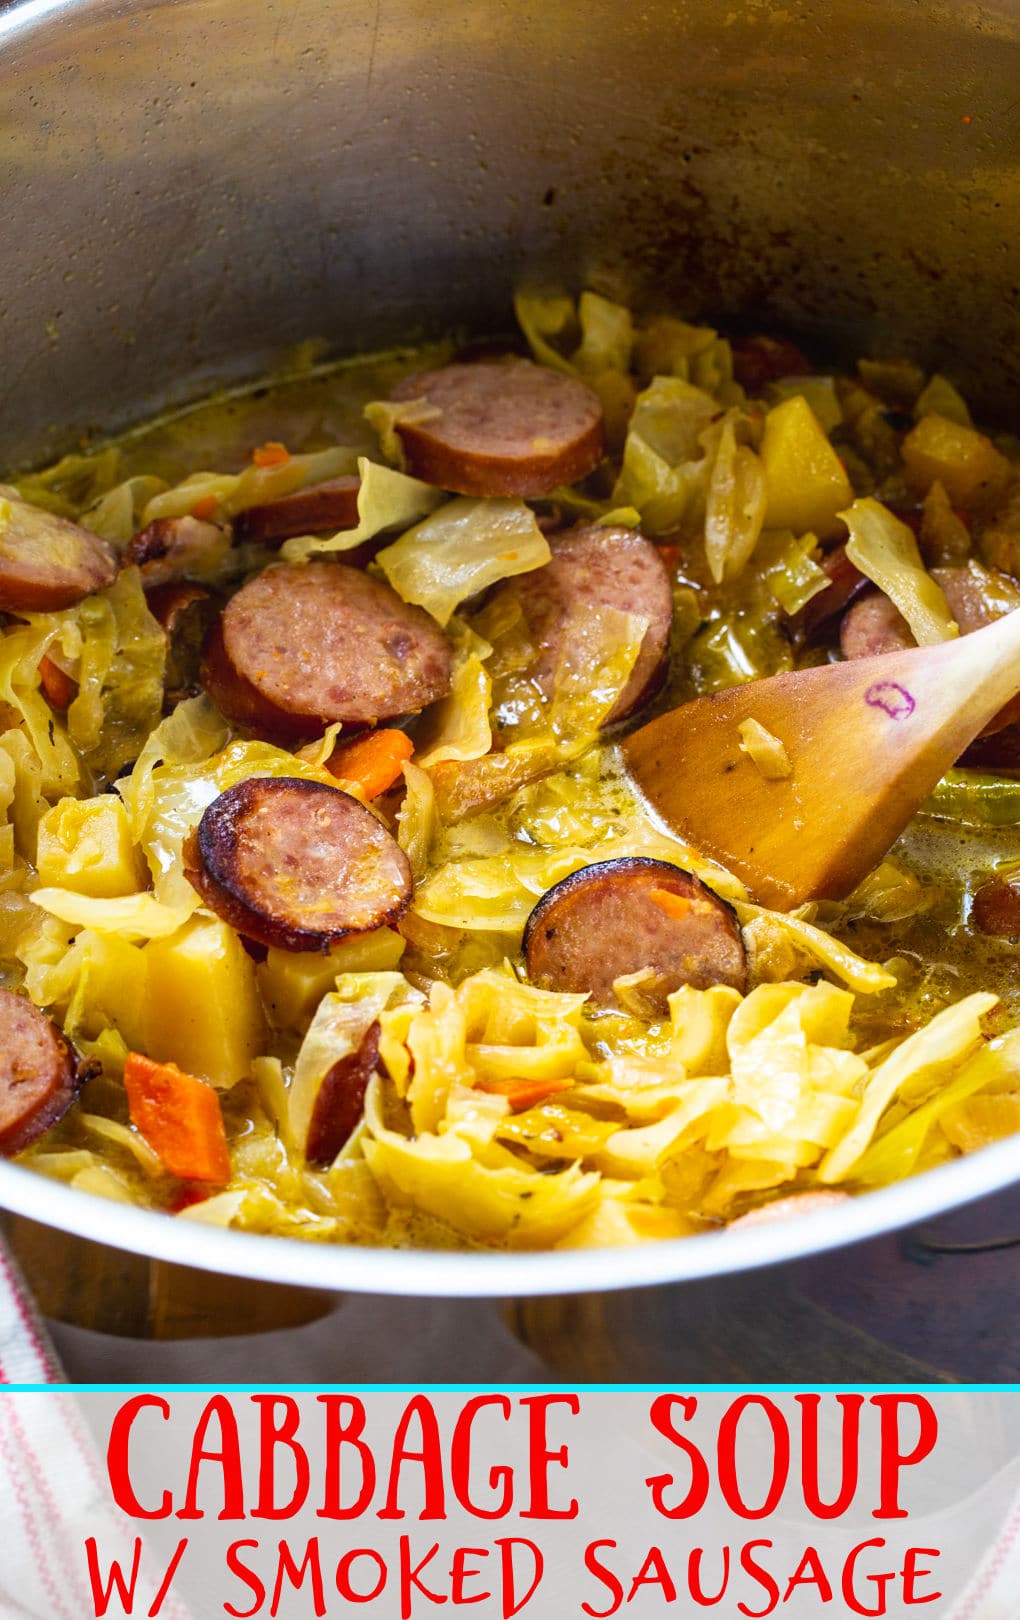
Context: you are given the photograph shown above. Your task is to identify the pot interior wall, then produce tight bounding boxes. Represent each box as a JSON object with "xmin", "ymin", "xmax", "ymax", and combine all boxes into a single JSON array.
[{"xmin": 2, "ymin": 0, "xmax": 1020, "ymax": 472}]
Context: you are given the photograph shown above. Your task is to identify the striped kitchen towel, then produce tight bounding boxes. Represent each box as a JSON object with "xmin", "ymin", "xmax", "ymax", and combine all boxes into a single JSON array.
[{"xmin": 0, "ymin": 1241, "xmax": 192, "ymax": 1620}]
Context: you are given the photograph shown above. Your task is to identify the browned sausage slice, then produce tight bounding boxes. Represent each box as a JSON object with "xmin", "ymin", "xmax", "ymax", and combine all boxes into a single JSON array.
[
  {"xmin": 971, "ymin": 872, "xmax": 1020, "ymax": 938},
  {"xmin": 0, "ymin": 989, "xmax": 80, "ymax": 1156},
  {"xmin": 201, "ymin": 561, "xmax": 452, "ymax": 741},
  {"xmin": 232, "ymin": 476, "xmax": 362, "ymax": 544},
  {"xmin": 146, "ymin": 582, "xmax": 216, "ymax": 702},
  {"xmin": 187, "ymin": 777, "xmax": 413, "ymax": 951},
  {"xmin": 959, "ymin": 725, "xmax": 1020, "ymax": 770},
  {"xmin": 839, "ymin": 589, "xmax": 914, "ymax": 661},
  {"xmin": 145, "ymin": 581, "xmax": 211, "ymax": 636},
  {"xmin": 305, "ymin": 1021, "xmax": 381, "ymax": 1165},
  {"xmin": 793, "ymin": 545, "xmax": 869, "ymax": 642},
  {"xmin": 390, "ymin": 360, "xmax": 605, "ymax": 497},
  {"xmin": 730, "ymin": 335, "xmax": 813, "ymax": 394},
  {"xmin": 0, "ymin": 484, "xmax": 116, "ymax": 612},
  {"xmin": 931, "ymin": 565, "xmax": 1018, "ymax": 634},
  {"xmin": 523, "ymin": 857, "xmax": 746, "ymax": 1013},
  {"xmin": 488, "ymin": 523, "xmax": 672, "ymax": 724},
  {"xmin": 125, "ymin": 516, "xmax": 228, "ymax": 586},
  {"xmin": 38, "ymin": 654, "xmax": 77, "ymax": 711}
]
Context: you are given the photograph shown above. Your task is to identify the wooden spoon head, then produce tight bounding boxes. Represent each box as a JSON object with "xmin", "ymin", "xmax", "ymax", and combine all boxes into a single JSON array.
[{"xmin": 621, "ymin": 624, "xmax": 1020, "ymax": 909}]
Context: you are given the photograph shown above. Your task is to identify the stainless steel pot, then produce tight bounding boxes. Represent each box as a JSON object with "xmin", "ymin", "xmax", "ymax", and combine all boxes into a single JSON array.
[{"xmin": 2, "ymin": 0, "xmax": 1020, "ymax": 1377}]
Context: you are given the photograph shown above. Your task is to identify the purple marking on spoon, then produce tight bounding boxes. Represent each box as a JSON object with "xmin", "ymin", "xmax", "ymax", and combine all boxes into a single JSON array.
[{"xmin": 865, "ymin": 680, "xmax": 916, "ymax": 719}]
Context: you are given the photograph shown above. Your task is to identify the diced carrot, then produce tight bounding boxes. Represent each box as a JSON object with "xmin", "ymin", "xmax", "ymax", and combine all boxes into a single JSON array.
[
  {"xmin": 38, "ymin": 654, "xmax": 77, "ymax": 711},
  {"xmin": 476, "ymin": 1077, "xmax": 574, "ymax": 1113},
  {"xmin": 648, "ymin": 887, "xmax": 692, "ymax": 921},
  {"xmin": 656, "ymin": 544, "xmax": 682, "ymax": 571},
  {"xmin": 252, "ymin": 441, "xmax": 291, "ymax": 468},
  {"xmin": 327, "ymin": 728, "xmax": 415, "ymax": 799},
  {"xmin": 190, "ymin": 494, "xmax": 220, "ymax": 521},
  {"xmin": 123, "ymin": 1052, "xmax": 231, "ymax": 1184}
]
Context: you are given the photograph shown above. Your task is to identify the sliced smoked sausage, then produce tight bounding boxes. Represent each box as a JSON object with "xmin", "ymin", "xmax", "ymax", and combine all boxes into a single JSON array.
[
  {"xmin": 839, "ymin": 589, "xmax": 914, "ymax": 662},
  {"xmin": 487, "ymin": 523, "xmax": 672, "ymax": 724},
  {"xmin": 0, "ymin": 485, "xmax": 116, "ymax": 611},
  {"xmin": 305, "ymin": 1021, "xmax": 381, "ymax": 1165},
  {"xmin": 187, "ymin": 776, "xmax": 413, "ymax": 951},
  {"xmin": 971, "ymin": 872, "xmax": 1020, "ymax": 938},
  {"xmin": 125, "ymin": 516, "xmax": 229, "ymax": 586},
  {"xmin": 523, "ymin": 857, "xmax": 746, "ymax": 1013},
  {"xmin": 201, "ymin": 561, "xmax": 452, "ymax": 741},
  {"xmin": 0, "ymin": 990, "xmax": 80, "ymax": 1156},
  {"xmin": 232, "ymin": 476, "xmax": 361, "ymax": 544},
  {"xmin": 730, "ymin": 336, "xmax": 812, "ymax": 394},
  {"xmin": 792, "ymin": 545, "xmax": 869, "ymax": 643},
  {"xmin": 389, "ymin": 360, "xmax": 605, "ymax": 497}
]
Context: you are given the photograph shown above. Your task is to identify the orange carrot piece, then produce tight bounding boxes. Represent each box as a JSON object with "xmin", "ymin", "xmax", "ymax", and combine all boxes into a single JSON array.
[
  {"xmin": 648, "ymin": 888, "xmax": 692, "ymax": 921},
  {"xmin": 38, "ymin": 654, "xmax": 77, "ymax": 711},
  {"xmin": 476, "ymin": 1077, "xmax": 574, "ymax": 1113},
  {"xmin": 252, "ymin": 441, "xmax": 291, "ymax": 468},
  {"xmin": 327, "ymin": 728, "xmax": 415, "ymax": 799},
  {"xmin": 656, "ymin": 544, "xmax": 682, "ymax": 571},
  {"xmin": 123, "ymin": 1052, "xmax": 231, "ymax": 1184},
  {"xmin": 190, "ymin": 494, "xmax": 220, "ymax": 521}
]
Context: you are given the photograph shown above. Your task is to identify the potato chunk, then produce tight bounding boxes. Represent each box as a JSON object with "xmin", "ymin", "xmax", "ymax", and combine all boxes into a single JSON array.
[
  {"xmin": 256, "ymin": 928, "xmax": 406, "ymax": 1032},
  {"xmin": 902, "ymin": 413, "xmax": 1010, "ymax": 508},
  {"xmin": 141, "ymin": 915, "xmax": 265, "ymax": 1087},
  {"xmin": 36, "ymin": 797, "xmax": 147, "ymax": 898},
  {"xmin": 761, "ymin": 395, "xmax": 853, "ymax": 538}
]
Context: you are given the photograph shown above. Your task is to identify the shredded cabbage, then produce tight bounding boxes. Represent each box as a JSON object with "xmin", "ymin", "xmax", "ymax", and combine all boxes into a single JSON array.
[
  {"xmin": 425, "ymin": 603, "xmax": 645, "ymax": 821},
  {"xmin": 513, "ymin": 291, "xmax": 579, "ymax": 374},
  {"xmin": 820, "ymin": 993, "xmax": 998, "ymax": 1181},
  {"xmin": 414, "ymin": 622, "xmax": 493, "ymax": 766},
  {"xmin": 571, "ymin": 291, "xmax": 634, "ymax": 376},
  {"xmin": 83, "ymin": 476, "xmax": 169, "ymax": 548},
  {"xmin": 66, "ymin": 568, "xmax": 166, "ymax": 775},
  {"xmin": 356, "ymin": 966, "xmax": 1007, "ymax": 1237},
  {"xmin": 30, "ymin": 888, "xmax": 190, "ymax": 939},
  {"xmin": 376, "ymin": 498, "xmax": 550, "ymax": 627},
  {"xmin": 143, "ymin": 446, "xmax": 359, "ymax": 526},
  {"xmin": 737, "ymin": 903, "xmax": 898, "ymax": 993},
  {"xmin": 396, "ymin": 760, "xmax": 436, "ymax": 882},
  {"xmin": 286, "ymin": 972, "xmax": 420, "ymax": 1158},
  {"xmin": 757, "ymin": 529, "xmax": 829, "ymax": 615},
  {"xmin": 703, "ymin": 413, "xmax": 767, "ymax": 583},
  {"xmin": 611, "ymin": 378, "xmax": 718, "ymax": 534},
  {"xmin": 282, "ymin": 455, "xmax": 444, "ymax": 562},
  {"xmin": 15, "ymin": 447, "xmax": 123, "ymax": 517},
  {"xmin": 7, "ymin": 300, "xmax": 1019, "ymax": 1250},
  {"xmin": 363, "ymin": 398, "xmax": 442, "ymax": 469},
  {"xmin": 737, "ymin": 718, "xmax": 791, "ymax": 780},
  {"xmin": 842, "ymin": 497, "xmax": 958, "ymax": 644}
]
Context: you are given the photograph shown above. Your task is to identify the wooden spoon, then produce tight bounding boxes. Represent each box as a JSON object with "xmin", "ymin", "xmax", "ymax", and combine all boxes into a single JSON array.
[{"xmin": 622, "ymin": 610, "xmax": 1020, "ymax": 910}]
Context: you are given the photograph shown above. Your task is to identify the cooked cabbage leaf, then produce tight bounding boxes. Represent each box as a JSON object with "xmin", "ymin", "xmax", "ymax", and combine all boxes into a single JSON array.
[
  {"xmin": 282, "ymin": 456, "xmax": 444, "ymax": 562},
  {"xmin": 414, "ymin": 621, "xmax": 493, "ymax": 767},
  {"xmin": 143, "ymin": 446, "xmax": 359, "ymax": 526},
  {"xmin": 842, "ymin": 497, "xmax": 958, "ymax": 644},
  {"xmin": 287, "ymin": 972, "xmax": 420, "ymax": 1158},
  {"xmin": 376, "ymin": 498, "xmax": 550, "ymax": 627}
]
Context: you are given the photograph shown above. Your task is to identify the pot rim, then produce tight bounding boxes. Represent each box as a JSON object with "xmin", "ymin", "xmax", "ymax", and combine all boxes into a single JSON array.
[{"xmin": 1, "ymin": 1135, "xmax": 1017, "ymax": 1299}]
